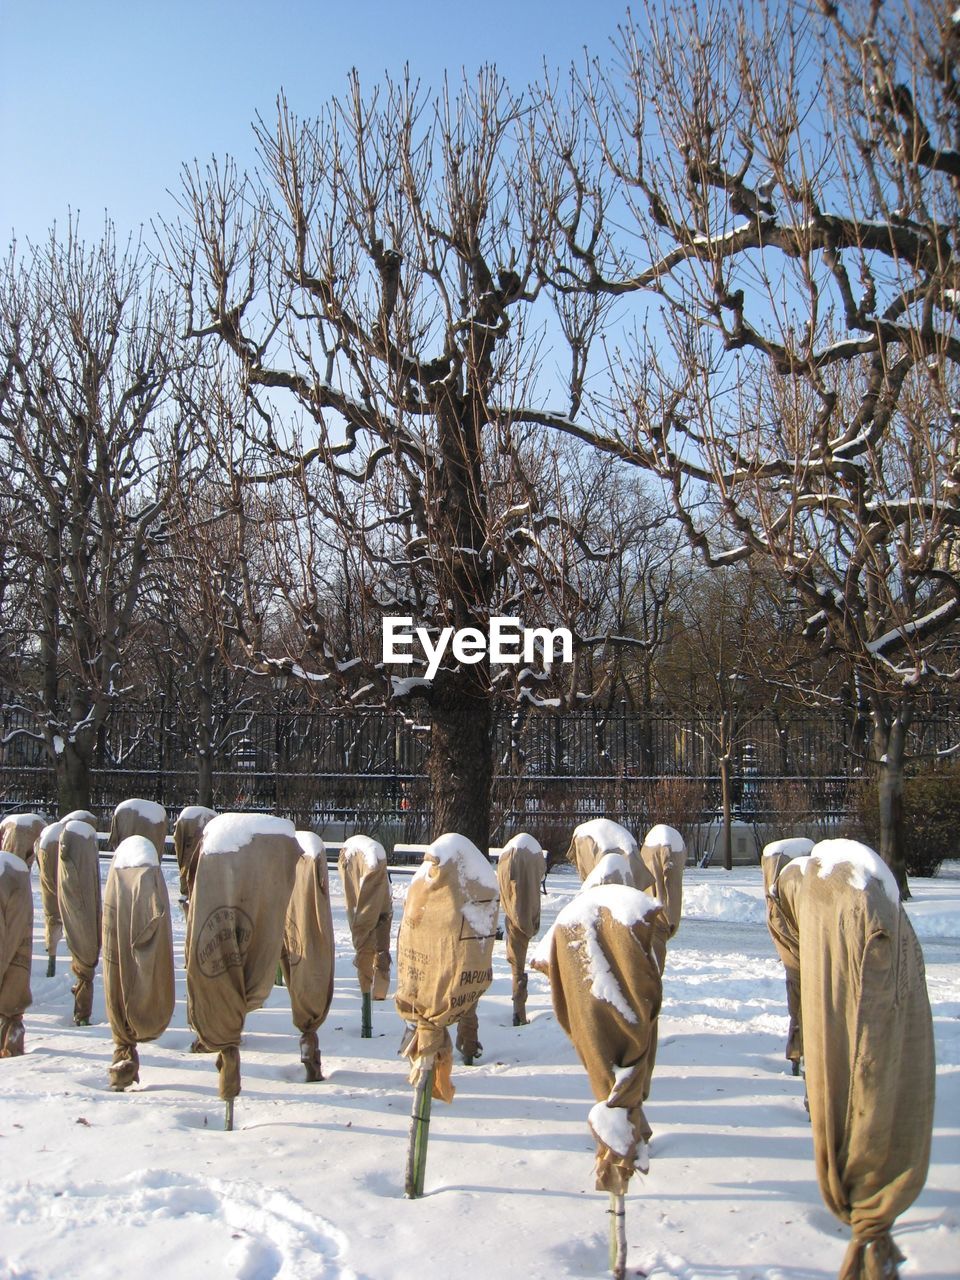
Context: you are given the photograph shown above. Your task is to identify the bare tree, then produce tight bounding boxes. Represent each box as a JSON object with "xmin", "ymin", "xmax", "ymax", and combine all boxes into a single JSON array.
[
  {"xmin": 0, "ymin": 221, "xmax": 179, "ymax": 811},
  {"xmin": 539, "ymin": 0, "xmax": 960, "ymax": 891},
  {"xmin": 162, "ymin": 70, "xmax": 632, "ymax": 850}
]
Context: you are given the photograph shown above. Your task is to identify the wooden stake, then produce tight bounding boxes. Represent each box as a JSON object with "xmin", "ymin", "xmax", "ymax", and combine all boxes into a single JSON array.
[
  {"xmin": 361, "ymin": 991, "xmax": 372, "ymax": 1038},
  {"xmin": 404, "ymin": 1064, "xmax": 435, "ymax": 1199},
  {"xmin": 608, "ymin": 1193, "xmax": 626, "ymax": 1279},
  {"xmin": 224, "ymin": 1098, "xmax": 234, "ymax": 1131},
  {"xmin": 46, "ymin": 955, "xmax": 56, "ymax": 977}
]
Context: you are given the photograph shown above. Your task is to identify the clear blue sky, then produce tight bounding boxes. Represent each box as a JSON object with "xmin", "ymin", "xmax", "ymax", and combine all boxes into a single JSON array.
[{"xmin": 1, "ymin": 0, "xmax": 629, "ymax": 249}]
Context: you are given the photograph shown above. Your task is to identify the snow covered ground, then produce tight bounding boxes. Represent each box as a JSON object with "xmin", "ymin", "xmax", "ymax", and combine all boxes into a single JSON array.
[{"xmin": 1, "ymin": 858, "xmax": 957, "ymax": 1280}]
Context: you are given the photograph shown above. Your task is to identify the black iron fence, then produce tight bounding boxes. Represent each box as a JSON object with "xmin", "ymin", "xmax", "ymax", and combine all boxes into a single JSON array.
[{"xmin": 1, "ymin": 700, "xmax": 956, "ymax": 853}]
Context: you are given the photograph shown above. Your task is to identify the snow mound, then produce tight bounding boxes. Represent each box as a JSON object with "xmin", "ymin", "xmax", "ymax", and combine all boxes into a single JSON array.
[
  {"xmin": 762, "ymin": 836, "xmax": 814, "ymax": 859},
  {"xmin": 643, "ymin": 823, "xmax": 685, "ymax": 853},
  {"xmin": 421, "ymin": 832, "xmax": 499, "ymax": 891},
  {"xmin": 37, "ymin": 820, "xmax": 65, "ymax": 851},
  {"xmin": 2, "ymin": 811, "xmax": 46, "ymax": 829},
  {"xmin": 296, "ymin": 831, "xmax": 326, "ymax": 860},
  {"xmin": 177, "ymin": 805, "xmax": 216, "ymax": 823},
  {"xmin": 582, "ymin": 851, "xmax": 635, "ymax": 889},
  {"xmin": 683, "ymin": 882, "xmax": 768, "ymax": 924},
  {"xmin": 806, "ymin": 838, "xmax": 900, "ymax": 905},
  {"xmin": 0, "ymin": 1168, "xmax": 356, "ymax": 1280},
  {"xmin": 63, "ymin": 819, "xmax": 96, "ymax": 839},
  {"xmin": 0, "ymin": 850, "xmax": 30, "ymax": 875},
  {"xmin": 501, "ymin": 831, "xmax": 543, "ymax": 856},
  {"xmin": 201, "ymin": 813, "xmax": 297, "ymax": 856},
  {"xmin": 572, "ymin": 817, "xmax": 637, "ymax": 855},
  {"xmin": 903, "ymin": 897, "xmax": 960, "ymax": 939},
  {"xmin": 114, "ymin": 798, "xmax": 166, "ymax": 824},
  {"xmin": 113, "ymin": 836, "xmax": 159, "ymax": 869},
  {"xmin": 341, "ymin": 834, "xmax": 386, "ymax": 869}
]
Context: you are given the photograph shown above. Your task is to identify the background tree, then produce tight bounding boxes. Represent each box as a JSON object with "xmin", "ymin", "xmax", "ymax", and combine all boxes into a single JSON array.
[
  {"xmin": 163, "ymin": 71, "xmax": 627, "ymax": 851},
  {"xmin": 0, "ymin": 221, "xmax": 179, "ymax": 812},
  {"xmin": 540, "ymin": 0, "xmax": 960, "ymax": 891}
]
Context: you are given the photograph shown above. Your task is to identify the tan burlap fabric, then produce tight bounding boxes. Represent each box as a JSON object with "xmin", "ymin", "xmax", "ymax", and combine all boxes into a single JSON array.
[
  {"xmin": 36, "ymin": 821, "xmax": 65, "ymax": 958},
  {"xmin": 636, "ymin": 824, "xmax": 686, "ymax": 972},
  {"xmin": 395, "ymin": 833, "xmax": 499, "ymax": 1102},
  {"xmin": 565, "ymin": 819, "xmax": 641, "ymax": 885},
  {"xmin": 769, "ymin": 843, "xmax": 934, "ymax": 1279},
  {"xmin": 58, "ymin": 820, "xmax": 102, "ymax": 1023},
  {"xmin": 534, "ymin": 883, "xmax": 663, "ymax": 1193},
  {"xmin": 185, "ymin": 814, "xmax": 300, "ymax": 1099},
  {"xmin": 109, "ymin": 798, "xmax": 167, "ymax": 858},
  {"xmin": 762, "ymin": 838, "xmax": 814, "ymax": 1065},
  {"xmin": 1, "ymin": 812, "xmax": 46, "ymax": 869},
  {"xmin": 338, "ymin": 836, "xmax": 392, "ymax": 999},
  {"xmin": 496, "ymin": 834, "xmax": 545, "ymax": 1023},
  {"xmin": 173, "ymin": 806, "xmax": 216, "ymax": 902},
  {"xmin": 282, "ymin": 833, "xmax": 335, "ymax": 1035},
  {"xmin": 102, "ymin": 836, "xmax": 176, "ymax": 1089},
  {"xmin": 0, "ymin": 852, "xmax": 33, "ymax": 1056}
]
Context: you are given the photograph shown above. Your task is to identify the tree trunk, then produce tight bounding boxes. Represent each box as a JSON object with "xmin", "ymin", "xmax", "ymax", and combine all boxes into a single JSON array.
[
  {"xmin": 719, "ymin": 751, "xmax": 733, "ymax": 871},
  {"xmin": 55, "ymin": 739, "xmax": 93, "ymax": 815},
  {"xmin": 428, "ymin": 666, "xmax": 493, "ymax": 854},
  {"xmin": 872, "ymin": 712, "xmax": 910, "ymax": 900}
]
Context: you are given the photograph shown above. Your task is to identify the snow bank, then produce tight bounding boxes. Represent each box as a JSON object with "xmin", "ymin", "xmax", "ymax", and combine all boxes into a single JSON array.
[
  {"xmin": 341, "ymin": 835, "xmax": 386, "ymax": 870},
  {"xmin": 114, "ymin": 798, "xmax": 167, "ymax": 824},
  {"xmin": 113, "ymin": 836, "xmax": 160, "ymax": 869},
  {"xmin": 201, "ymin": 813, "xmax": 297, "ymax": 856},
  {"xmin": 806, "ymin": 838, "xmax": 900, "ymax": 904},
  {"xmin": 643, "ymin": 823, "xmax": 685, "ymax": 853},
  {"xmin": 296, "ymin": 831, "xmax": 326, "ymax": 860},
  {"xmin": 682, "ymin": 881, "xmax": 768, "ymax": 924}
]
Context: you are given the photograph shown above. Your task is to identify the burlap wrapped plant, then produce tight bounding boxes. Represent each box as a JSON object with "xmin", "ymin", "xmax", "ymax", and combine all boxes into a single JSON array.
[
  {"xmin": 173, "ymin": 805, "xmax": 216, "ymax": 904},
  {"xmin": 109, "ymin": 798, "xmax": 167, "ymax": 859},
  {"xmin": 338, "ymin": 835, "xmax": 393, "ymax": 1000},
  {"xmin": 762, "ymin": 836, "xmax": 813, "ymax": 1069},
  {"xmin": 395, "ymin": 832, "xmax": 499, "ymax": 1102},
  {"xmin": 533, "ymin": 883, "xmax": 664, "ymax": 1193},
  {"xmin": 496, "ymin": 832, "xmax": 546, "ymax": 1025},
  {"xmin": 102, "ymin": 835, "xmax": 175, "ymax": 1090},
  {"xmin": 767, "ymin": 840, "xmax": 934, "ymax": 1280},
  {"xmin": 0, "ymin": 812, "xmax": 46, "ymax": 869},
  {"xmin": 565, "ymin": 818, "xmax": 641, "ymax": 886},
  {"xmin": 281, "ymin": 831, "xmax": 335, "ymax": 1081},
  {"xmin": 0, "ymin": 851, "xmax": 32, "ymax": 1057},
  {"xmin": 58, "ymin": 819, "xmax": 102, "ymax": 1025},
  {"xmin": 185, "ymin": 813, "xmax": 300, "ymax": 1104}
]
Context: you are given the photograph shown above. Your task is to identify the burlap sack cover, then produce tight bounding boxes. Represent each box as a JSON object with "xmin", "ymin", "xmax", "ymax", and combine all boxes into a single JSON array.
[
  {"xmin": 395, "ymin": 833, "xmax": 499, "ymax": 1102},
  {"xmin": 281, "ymin": 832, "xmax": 335, "ymax": 1034},
  {"xmin": 637, "ymin": 823, "xmax": 686, "ymax": 972},
  {"xmin": 338, "ymin": 835, "xmax": 393, "ymax": 999},
  {"xmin": 773, "ymin": 840, "xmax": 934, "ymax": 1280},
  {"xmin": 36, "ymin": 820, "xmax": 65, "ymax": 957},
  {"xmin": 0, "ymin": 852, "xmax": 33, "ymax": 1054},
  {"xmin": 565, "ymin": 818, "xmax": 641, "ymax": 885},
  {"xmin": 102, "ymin": 836, "xmax": 175, "ymax": 1086},
  {"xmin": 497, "ymin": 833, "xmax": 545, "ymax": 1005},
  {"xmin": 762, "ymin": 837, "xmax": 813, "ymax": 1065},
  {"xmin": 173, "ymin": 805, "xmax": 216, "ymax": 902},
  {"xmin": 1, "ymin": 813, "xmax": 46, "ymax": 869},
  {"xmin": 58, "ymin": 819, "xmax": 102, "ymax": 1020},
  {"xmin": 185, "ymin": 813, "xmax": 300, "ymax": 1099},
  {"xmin": 533, "ymin": 883, "xmax": 663, "ymax": 1193},
  {"xmin": 109, "ymin": 798, "xmax": 167, "ymax": 858}
]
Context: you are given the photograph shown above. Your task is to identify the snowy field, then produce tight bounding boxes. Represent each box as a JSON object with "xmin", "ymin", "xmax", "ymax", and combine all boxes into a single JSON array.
[{"xmin": 1, "ymin": 857, "xmax": 957, "ymax": 1280}]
